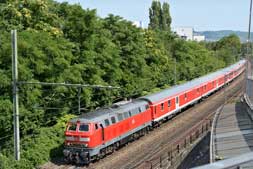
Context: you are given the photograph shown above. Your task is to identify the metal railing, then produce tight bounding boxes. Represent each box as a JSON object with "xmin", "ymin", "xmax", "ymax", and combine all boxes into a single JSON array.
[
  {"xmin": 133, "ymin": 115, "xmax": 213, "ymax": 169},
  {"xmin": 209, "ymin": 106, "xmax": 223, "ymax": 163},
  {"xmin": 192, "ymin": 152, "xmax": 253, "ymax": 169},
  {"xmin": 196, "ymin": 88, "xmax": 253, "ymax": 169}
]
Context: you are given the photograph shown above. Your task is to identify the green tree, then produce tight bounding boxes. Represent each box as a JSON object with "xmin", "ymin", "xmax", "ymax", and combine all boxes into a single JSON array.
[
  {"xmin": 161, "ymin": 2, "xmax": 171, "ymax": 31},
  {"xmin": 149, "ymin": 1, "xmax": 162, "ymax": 30},
  {"xmin": 149, "ymin": 1, "xmax": 171, "ymax": 31},
  {"xmin": 205, "ymin": 34, "xmax": 241, "ymax": 65},
  {"xmin": 0, "ymin": 1, "xmax": 242, "ymax": 168}
]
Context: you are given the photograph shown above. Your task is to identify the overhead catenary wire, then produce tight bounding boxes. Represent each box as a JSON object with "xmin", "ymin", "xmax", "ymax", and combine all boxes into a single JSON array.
[
  {"xmin": 18, "ymin": 81, "xmax": 120, "ymax": 89},
  {"xmin": 10, "ymin": 29, "xmax": 121, "ymax": 161},
  {"xmin": 0, "ymin": 135, "xmax": 12, "ymax": 141}
]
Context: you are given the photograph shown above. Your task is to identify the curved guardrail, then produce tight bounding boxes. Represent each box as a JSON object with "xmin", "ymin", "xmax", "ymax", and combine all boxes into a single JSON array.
[
  {"xmin": 209, "ymin": 106, "xmax": 223, "ymax": 163},
  {"xmin": 243, "ymin": 93, "xmax": 253, "ymax": 121},
  {"xmin": 198, "ymin": 94, "xmax": 253, "ymax": 169},
  {"xmin": 193, "ymin": 152, "xmax": 253, "ymax": 169}
]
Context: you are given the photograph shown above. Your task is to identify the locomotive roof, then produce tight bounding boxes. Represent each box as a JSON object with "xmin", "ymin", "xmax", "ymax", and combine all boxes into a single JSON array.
[
  {"xmin": 70, "ymin": 99, "xmax": 148, "ymax": 123},
  {"xmin": 140, "ymin": 60, "xmax": 245, "ymax": 104}
]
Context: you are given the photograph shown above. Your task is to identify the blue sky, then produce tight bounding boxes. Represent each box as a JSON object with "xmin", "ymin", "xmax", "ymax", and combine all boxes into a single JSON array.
[{"xmin": 56, "ymin": 0, "xmax": 251, "ymax": 31}]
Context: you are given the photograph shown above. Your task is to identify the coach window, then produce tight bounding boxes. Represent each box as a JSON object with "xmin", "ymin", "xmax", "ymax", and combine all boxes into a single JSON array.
[
  {"xmin": 139, "ymin": 107, "xmax": 142, "ymax": 113},
  {"xmin": 161, "ymin": 103, "xmax": 164, "ymax": 111},
  {"xmin": 168, "ymin": 100, "xmax": 171, "ymax": 107},
  {"xmin": 197, "ymin": 88, "xmax": 199, "ymax": 94},
  {"xmin": 133, "ymin": 109, "xmax": 138, "ymax": 115},
  {"xmin": 124, "ymin": 112, "xmax": 129, "ymax": 119},
  {"xmin": 104, "ymin": 119, "xmax": 110, "ymax": 127},
  {"xmin": 111, "ymin": 117, "xmax": 116, "ymax": 124},
  {"xmin": 184, "ymin": 93, "xmax": 187, "ymax": 100},
  {"xmin": 117, "ymin": 113, "xmax": 124, "ymax": 121},
  {"xmin": 212, "ymin": 81, "xmax": 214, "ymax": 87}
]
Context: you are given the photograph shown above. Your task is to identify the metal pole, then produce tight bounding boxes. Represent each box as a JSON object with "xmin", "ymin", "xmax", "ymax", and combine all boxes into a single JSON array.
[
  {"xmin": 78, "ymin": 87, "xmax": 81, "ymax": 114},
  {"xmin": 11, "ymin": 30, "xmax": 20, "ymax": 161},
  {"xmin": 247, "ymin": 0, "xmax": 253, "ymax": 71},
  {"xmin": 248, "ymin": 0, "xmax": 252, "ymax": 49},
  {"xmin": 246, "ymin": 0, "xmax": 253, "ymax": 93}
]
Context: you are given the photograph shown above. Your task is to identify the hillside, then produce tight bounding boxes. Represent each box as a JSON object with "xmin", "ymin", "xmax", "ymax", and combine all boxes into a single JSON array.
[{"xmin": 197, "ymin": 30, "xmax": 253, "ymax": 42}]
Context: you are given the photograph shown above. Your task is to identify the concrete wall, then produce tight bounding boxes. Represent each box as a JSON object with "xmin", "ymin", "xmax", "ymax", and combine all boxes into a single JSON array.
[{"xmin": 244, "ymin": 76, "xmax": 253, "ymax": 121}]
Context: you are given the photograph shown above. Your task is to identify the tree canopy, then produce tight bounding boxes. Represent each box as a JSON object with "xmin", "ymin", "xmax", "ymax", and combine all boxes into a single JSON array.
[
  {"xmin": 0, "ymin": 0, "xmax": 241, "ymax": 168},
  {"xmin": 149, "ymin": 1, "xmax": 171, "ymax": 31}
]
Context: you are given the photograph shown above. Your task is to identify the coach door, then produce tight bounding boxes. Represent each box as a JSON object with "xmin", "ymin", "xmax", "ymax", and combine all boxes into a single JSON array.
[{"xmin": 176, "ymin": 96, "xmax": 179, "ymax": 109}]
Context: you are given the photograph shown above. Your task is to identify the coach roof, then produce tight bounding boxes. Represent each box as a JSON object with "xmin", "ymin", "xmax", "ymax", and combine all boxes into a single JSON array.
[{"xmin": 139, "ymin": 60, "xmax": 245, "ymax": 104}]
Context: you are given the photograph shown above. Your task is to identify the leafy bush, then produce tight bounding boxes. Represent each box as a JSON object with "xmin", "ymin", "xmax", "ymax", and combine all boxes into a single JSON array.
[{"xmin": 0, "ymin": 0, "xmax": 241, "ymax": 168}]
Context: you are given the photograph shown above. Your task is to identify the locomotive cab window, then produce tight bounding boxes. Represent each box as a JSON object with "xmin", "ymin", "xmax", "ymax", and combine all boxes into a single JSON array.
[
  {"xmin": 79, "ymin": 124, "xmax": 89, "ymax": 132},
  {"xmin": 104, "ymin": 119, "xmax": 110, "ymax": 127},
  {"xmin": 161, "ymin": 103, "xmax": 164, "ymax": 110},
  {"xmin": 168, "ymin": 100, "xmax": 171, "ymax": 107},
  {"xmin": 68, "ymin": 123, "xmax": 77, "ymax": 131}
]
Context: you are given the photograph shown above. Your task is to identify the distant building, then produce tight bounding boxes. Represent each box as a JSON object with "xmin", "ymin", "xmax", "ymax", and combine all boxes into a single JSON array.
[
  {"xmin": 193, "ymin": 35, "xmax": 205, "ymax": 42},
  {"xmin": 133, "ymin": 21, "xmax": 144, "ymax": 28},
  {"xmin": 173, "ymin": 27, "xmax": 193, "ymax": 40},
  {"xmin": 173, "ymin": 27, "xmax": 206, "ymax": 42}
]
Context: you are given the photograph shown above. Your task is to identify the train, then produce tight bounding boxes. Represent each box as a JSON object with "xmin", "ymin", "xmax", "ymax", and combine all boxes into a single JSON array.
[{"xmin": 63, "ymin": 59, "xmax": 246, "ymax": 164}]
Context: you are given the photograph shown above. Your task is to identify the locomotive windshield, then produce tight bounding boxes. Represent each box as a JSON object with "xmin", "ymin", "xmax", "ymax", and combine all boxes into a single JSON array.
[
  {"xmin": 68, "ymin": 123, "xmax": 77, "ymax": 131},
  {"xmin": 79, "ymin": 124, "xmax": 89, "ymax": 132}
]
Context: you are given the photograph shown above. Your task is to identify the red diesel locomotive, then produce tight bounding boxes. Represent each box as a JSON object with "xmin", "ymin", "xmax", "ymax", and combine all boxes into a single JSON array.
[{"xmin": 63, "ymin": 60, "xmax": 246, "ymax": 164}]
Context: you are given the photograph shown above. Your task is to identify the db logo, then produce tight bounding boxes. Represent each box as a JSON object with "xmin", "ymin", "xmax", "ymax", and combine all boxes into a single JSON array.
[{"xmin": 132, "ymin": 119, "xmax": 135, "ymax": 124}]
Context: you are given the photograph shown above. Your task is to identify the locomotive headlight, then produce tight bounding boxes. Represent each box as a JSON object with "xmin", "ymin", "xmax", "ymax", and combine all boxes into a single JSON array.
[
  {"xmin": 80, "ymin": 137, "xmax": 90, "ymax": 142},
  {"xmin": 66, "ymin": 136, "xmax": 75, "ymax": 141}
]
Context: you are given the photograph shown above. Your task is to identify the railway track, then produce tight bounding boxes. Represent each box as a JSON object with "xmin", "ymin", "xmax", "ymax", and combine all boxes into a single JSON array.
[{"xmin": 41, "ymin": 74, "xmax": 245, "ymax": 169}]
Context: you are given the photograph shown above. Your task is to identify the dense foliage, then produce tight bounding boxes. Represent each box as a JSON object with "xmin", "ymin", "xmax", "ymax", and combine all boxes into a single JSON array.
[
  {"xmin": 0, "ymin": 0, "xmax": 241, "ymax": 168},
  {"xmin": 149, "ymin": 1, "xmax": 172, "ymax": 31}
]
